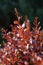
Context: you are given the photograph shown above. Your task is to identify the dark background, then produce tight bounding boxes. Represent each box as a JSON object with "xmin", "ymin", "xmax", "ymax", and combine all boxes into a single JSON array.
[
  {"xmin": 0, "ymin": 0, "xmax": 43, "ymax": 28},
  {"xmin": 0, "ymin": 0, "xmax": 43, "ymax": 44}
]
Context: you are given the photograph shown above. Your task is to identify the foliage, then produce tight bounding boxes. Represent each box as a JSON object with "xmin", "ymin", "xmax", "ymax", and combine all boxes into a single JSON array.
[{"xmin": 0, "ymin": 9, "xmax": 43, "ymax": 65}]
